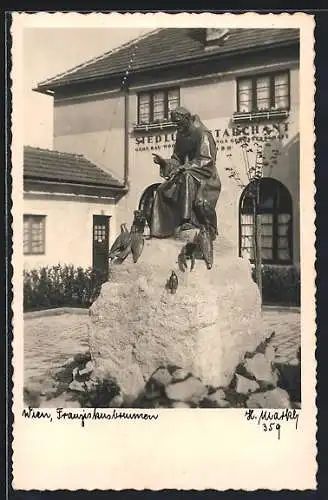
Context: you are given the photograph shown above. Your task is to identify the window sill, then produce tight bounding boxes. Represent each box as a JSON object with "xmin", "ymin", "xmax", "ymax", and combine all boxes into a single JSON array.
[
  {"xmin": 247, "ymin": 260, "xmax": 294, "ymax": 267},
  {"xmin": 133, "ymin": 121, "xmax": 177, "ymax": 133},
  {"xmin": 24, "ymin": 253, "xmax": 45, "ymax": 256},
  {"xmin": 232, "ymin": 109, "xmax": 289, "ymax": 123}
]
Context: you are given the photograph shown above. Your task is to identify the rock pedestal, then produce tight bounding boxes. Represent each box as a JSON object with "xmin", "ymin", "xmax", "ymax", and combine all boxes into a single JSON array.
[{"xmin": 88, "ymin": 233, "xmax": 267, "ymax": 399}]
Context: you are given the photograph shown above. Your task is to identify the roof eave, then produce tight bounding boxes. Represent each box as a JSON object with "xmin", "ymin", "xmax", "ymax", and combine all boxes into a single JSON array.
[
  {"xmin": 34, "ymin": 38, "xmax": 300, "ymax": 96},
  {"xmin": 33, "ymin": 87, "xmax": 55, "ymax": 96},
  {"xmin": 24, "ymin": 176, "xmax": 127, "ymax": 192}
]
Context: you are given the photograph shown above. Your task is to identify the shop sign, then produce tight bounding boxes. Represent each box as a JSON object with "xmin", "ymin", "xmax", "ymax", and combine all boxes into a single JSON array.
[{"xmin": 134, "ymin": 122, "xmax": 290, "ymax": 153}]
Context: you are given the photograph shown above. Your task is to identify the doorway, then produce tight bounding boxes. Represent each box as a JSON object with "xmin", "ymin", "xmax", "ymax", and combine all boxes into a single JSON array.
[{"xmin": 92, "ymin": 215, "xmax": 110, "ymax": 278}]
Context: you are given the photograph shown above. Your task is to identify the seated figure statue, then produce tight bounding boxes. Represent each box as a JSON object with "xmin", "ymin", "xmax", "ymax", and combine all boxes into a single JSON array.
[{"xmin": 150, "ymin": 107, "xmax": 221, "ymax": 241}]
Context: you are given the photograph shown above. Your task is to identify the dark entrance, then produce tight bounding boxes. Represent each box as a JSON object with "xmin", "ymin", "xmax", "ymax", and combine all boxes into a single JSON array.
[{"xmin": 92, "ymin": 215, "xmax": 110, "ymax": 278}]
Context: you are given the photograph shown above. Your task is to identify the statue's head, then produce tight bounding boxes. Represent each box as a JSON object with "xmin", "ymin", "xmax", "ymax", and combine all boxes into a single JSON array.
[{"xmin": 170, "ymin": 106, "xmax": 192, "ymax": 133}]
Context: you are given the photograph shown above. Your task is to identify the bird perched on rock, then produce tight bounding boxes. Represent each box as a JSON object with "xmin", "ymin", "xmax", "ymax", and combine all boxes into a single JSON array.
[
  {"xmin": 108, "ymin": 223, "xmax": 131, "ymax": 264},
  {"xmin": 130, "ymin": 225, "xmax": 144, "ymax": 263},
  {"xmin": 166, "ymin": 271, "xmax": 179, "ymax": 294},
  {"xmin": 194, "ymin": 193, "xmax": 218, "ymax": 242},
  {"xmin": 130, "ymin": 210, "xmax": 146, "ymax": 263},
  {"xmin": 131, "ymin": 210, "xmax": 146, "ymax": 234},
  {"xmin": 198, "ymin": 226, "xmax": 213, "ymax": 270},
  {"xmin": 178, "ymin": 241, "xmax": 197, "ymax": 272}
]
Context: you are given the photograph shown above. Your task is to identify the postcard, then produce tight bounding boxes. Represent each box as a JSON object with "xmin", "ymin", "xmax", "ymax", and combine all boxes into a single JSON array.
[{"xmin": 11, "ymin": 11, "xmax": 316, "ymax": 490}]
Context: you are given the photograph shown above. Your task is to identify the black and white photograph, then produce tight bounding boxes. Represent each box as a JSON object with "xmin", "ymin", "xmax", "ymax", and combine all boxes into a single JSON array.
[{"xmin": 11, "ymin": 12, "xmax": 316, "ymax": 491}]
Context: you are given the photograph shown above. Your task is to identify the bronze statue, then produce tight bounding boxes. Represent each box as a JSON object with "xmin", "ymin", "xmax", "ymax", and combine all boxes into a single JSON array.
[
  {"xmin": 150, "ymin": 107, "xmax": 221, "ymax": 241},
  {"xmin": 111, "ymin": 108, "xmax": 221, "ymax": 272}
]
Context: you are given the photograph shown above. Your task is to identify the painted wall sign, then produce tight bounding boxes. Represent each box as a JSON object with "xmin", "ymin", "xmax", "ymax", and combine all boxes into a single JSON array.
[
  {"xmin": 134, "ymin": 122, "xmax": 290, "ymax": 153},
  {"xmin": 134, "ymin": 132, "xmax": 177, "ymax": 152}
]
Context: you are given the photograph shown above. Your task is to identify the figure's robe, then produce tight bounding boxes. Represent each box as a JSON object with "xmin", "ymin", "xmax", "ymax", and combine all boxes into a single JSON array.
[{"xmin": 150, "ymin": 119, "xmax": 221, "ymax": 238}]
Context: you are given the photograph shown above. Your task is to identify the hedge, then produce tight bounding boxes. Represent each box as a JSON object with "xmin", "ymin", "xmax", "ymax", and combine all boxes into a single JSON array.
[
  {"xmin": 23, "ymin": 265, "xmax": 108, "ymax": 312},
  {"xmin": 24, "ymin": 263, "xmax": 300, "ymax": 312},
  {"xmin": 252, "ymin": 265, "xmax": 300, "ymax": 307}
]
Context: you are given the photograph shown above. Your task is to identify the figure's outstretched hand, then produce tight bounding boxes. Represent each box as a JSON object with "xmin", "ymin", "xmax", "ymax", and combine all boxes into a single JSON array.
[{"xmin": 152, "ymin": 153, "xmax": 164, "ymax": 166}]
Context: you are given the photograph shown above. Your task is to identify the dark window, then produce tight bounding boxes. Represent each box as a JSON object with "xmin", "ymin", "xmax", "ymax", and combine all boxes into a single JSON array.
[
  {"xmin": 23, "ymin": 215, "xmax": 46, "ymax": 255},
  {"xmin": 237, "ymin": 72, "xmax": 290, "ymax": 113},
  {"xmin": 239, "ymin": 178, "xmax": 293, "ymax": 264},
  {"xmin": 137, "ymin": 88, "xmax": 180, "ymax": 125}
]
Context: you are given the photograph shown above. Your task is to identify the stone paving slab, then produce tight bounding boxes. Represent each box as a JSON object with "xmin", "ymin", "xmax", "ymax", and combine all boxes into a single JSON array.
[
  {"xmin": 261, "ymin": 310, "xmax": 301, "ymax": 364},
  {"xmin": 24, "ymin": 313, "xmax": 89, "ymax": 385}
]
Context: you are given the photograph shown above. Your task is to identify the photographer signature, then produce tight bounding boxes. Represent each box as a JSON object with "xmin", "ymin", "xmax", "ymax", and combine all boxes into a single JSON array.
[{"xmin": 244, "ymin": 408, "xmax": 300, "ymax": 440}]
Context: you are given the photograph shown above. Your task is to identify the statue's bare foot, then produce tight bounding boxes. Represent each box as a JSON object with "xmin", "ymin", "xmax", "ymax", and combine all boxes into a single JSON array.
[{"xmin": 180, "ymin": 221, "xmax": 195, "ymax": 232}]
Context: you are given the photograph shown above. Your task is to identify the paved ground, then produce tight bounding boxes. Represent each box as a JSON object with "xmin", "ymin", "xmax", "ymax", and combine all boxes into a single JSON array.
[
  {"xmin": 24, "ymin": 308, "xmax": 301, "ymax": 388},
  {"xmin": 262, "ymin": 308, "xmax": 300, "ymax": 364},
  {"xmin": 24, "ymin": 313, "xmax": 89, "ymax": 386}
]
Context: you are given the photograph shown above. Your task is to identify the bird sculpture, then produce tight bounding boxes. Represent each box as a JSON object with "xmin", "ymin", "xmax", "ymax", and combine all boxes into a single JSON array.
[
  {"xmin": 108, "ymin": 223, "xmax": 132, "ymax": 264},
  {"xmin": 131, "ymin": 210, "xmax": 147, "ymax": 234},
  {"xmin": 130, "ymin": 210, "xmax": 146, "ymax": 263},
  {"xmin": 130, "ymin": 225, "xmax": 145, "ymax": 263},
  {"xmin": 178, "ymin": 240, "xmax": 197, "ymax": 272},
  {"xmin": 166, "ymin": 271, "xmax": 179, "ymax": 294},
  {"xmin": 194, "ymin": 195, "xmax": 218, "ymax": 242},
  {"xmin": 198, "ymin": 225, "xmax": 213, "ymax": 270}
]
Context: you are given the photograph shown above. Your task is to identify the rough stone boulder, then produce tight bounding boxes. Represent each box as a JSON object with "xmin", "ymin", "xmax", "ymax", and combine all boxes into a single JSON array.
[
  {"xmin": 246, "ymin": 388, "xmax": 292, "ymax": 409},
  {"xmin": 87, "ymin": 232, "xmax": 267, "ymax": 400}
]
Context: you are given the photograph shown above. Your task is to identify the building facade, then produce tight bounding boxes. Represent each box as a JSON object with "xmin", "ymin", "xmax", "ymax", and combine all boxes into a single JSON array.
[
  {"xmin": 24, "ymin": 146, "xmax": 125, "ymax": 271},
  {"xmin": 35, "ymin": 28, "xmax": 300, "ymax": 267}
]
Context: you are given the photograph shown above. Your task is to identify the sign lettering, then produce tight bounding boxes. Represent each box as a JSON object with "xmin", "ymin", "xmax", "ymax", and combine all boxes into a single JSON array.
[{"xmin": 134, "ymin": 122, "xmax": 290, "ymax": 153}]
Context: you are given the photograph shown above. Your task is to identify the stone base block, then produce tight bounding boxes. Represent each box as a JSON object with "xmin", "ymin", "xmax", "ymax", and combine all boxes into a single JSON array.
[{"xmin": 88, "ymin": 234, "xmax": 267, "ymax": 399}]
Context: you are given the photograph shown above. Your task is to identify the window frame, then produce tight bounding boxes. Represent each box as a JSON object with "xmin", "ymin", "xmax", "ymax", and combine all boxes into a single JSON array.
[
  {"xmin": 236, "ymin": 71, "xmax": 290, "ymax": 114},
  {"xmin": 239, "ymin": 179, "xmax": 293, "ymax": 265},
  {"xmin": 23, "ymin": 214, "xmax": 46, "ymax": 255},
  {"xmin": 137, "ymin": 87, "xmax": 180, "ymax": 125}
]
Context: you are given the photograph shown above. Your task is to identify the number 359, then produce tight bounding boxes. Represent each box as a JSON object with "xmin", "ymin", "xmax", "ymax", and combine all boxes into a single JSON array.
[{"xmin": 263, "ymin": 423, "xmax": 281, "ymax": 439}]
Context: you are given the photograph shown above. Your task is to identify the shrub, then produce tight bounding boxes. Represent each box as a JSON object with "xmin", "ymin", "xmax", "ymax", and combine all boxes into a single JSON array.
[
  {"xmin": 252, "ymin": 265, "xmax": 300, "ymax": 307},
  {"xmin": 23, "ymin": 264, "xmax": 108, "ymax": 312}
]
